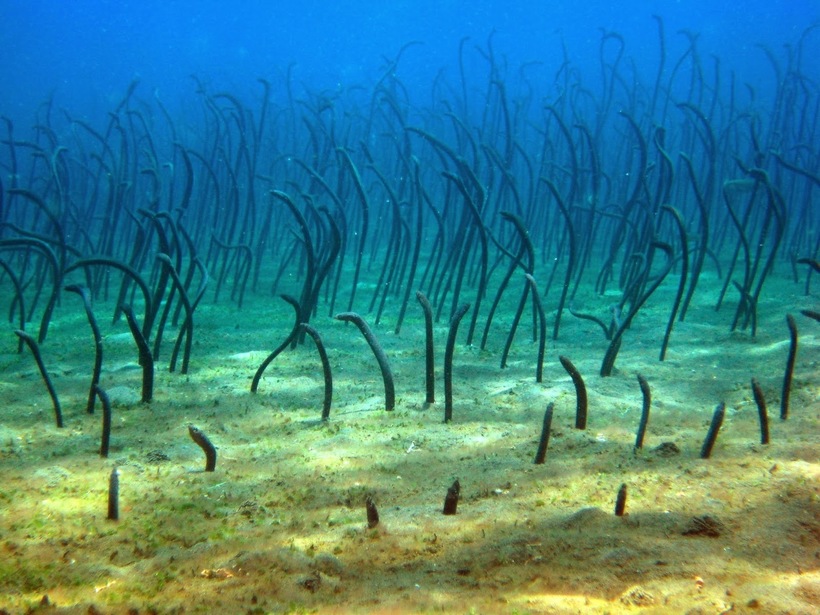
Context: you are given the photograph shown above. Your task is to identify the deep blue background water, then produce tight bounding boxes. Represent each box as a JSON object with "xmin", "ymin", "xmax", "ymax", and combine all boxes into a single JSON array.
[{"xmin": 2, "ymin": 0, "xmax": 817, "ymax": 124}]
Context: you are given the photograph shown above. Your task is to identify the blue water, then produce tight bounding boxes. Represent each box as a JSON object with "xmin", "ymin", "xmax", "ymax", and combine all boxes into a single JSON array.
[{"xmin": 2, "ymin": 0, "xmax": 817, "ymax": 123}]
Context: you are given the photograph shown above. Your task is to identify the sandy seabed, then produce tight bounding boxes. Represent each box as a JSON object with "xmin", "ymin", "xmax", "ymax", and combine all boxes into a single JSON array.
[{"xmin": 0, "ymin": 269, "xmax": 817, "ymax": 614}]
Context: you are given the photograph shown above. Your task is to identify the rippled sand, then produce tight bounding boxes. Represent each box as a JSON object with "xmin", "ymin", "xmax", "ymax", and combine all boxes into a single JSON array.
[{"xmin": 0, "ymin": 272, "xmax": 817, "ymax": 614}]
